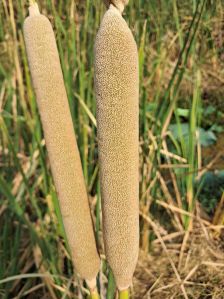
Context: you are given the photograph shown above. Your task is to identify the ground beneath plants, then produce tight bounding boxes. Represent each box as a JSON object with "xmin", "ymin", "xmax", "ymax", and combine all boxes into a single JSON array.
[{"xmin": 133, "ymin": 221, "xmax": 224, "ymax": 299}]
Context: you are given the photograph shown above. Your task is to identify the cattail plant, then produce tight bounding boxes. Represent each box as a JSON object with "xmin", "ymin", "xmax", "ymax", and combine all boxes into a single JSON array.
[
  {"xmin": 23, "ymin": 2, "xmax": 100, "ymax": 297},
  {"xmin": 94, "ymin": 0, "xmax": 139, "ymax": 297}
]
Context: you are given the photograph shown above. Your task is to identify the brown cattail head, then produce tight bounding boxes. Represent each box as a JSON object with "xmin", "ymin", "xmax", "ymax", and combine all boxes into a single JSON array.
[
  {"xmin": 103, "ymin": 0, "xmax": 129, "ymax": 13},
  {"xmin": 24, "ymin": 3, "xmax": 100, "ymax": 288},
  {"xmin": 94, "ymin": 3, "xmax": 139, "ymax": 291}
]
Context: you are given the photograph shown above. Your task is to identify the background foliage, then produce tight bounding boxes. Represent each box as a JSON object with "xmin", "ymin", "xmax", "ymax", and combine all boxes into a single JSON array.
[{"xmin": 0, "ymin": 0, "xmax": 224, "ymax": 298}]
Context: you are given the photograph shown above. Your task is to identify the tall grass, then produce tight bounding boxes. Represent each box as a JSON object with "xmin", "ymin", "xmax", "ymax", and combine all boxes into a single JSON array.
[{"xmin": 0, "ymin": 0, "xmax": 223, "ymax": 298}]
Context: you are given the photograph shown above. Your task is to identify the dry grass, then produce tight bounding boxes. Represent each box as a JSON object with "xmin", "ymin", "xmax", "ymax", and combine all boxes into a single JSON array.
[
  {"xmin": 134, "ymin": 221, "xmax": 224, "ymax": 299},
  {"xmin": 0, "ymin": 0, "xmax": 224, "ymax": 298}
]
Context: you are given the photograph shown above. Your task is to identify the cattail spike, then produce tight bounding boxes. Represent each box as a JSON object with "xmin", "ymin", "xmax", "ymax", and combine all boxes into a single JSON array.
[
  {"xmin": 95, "ymin": 2, "xmax": 139, "ymax": 292},
  {"xmin": 24, "ymin": 2, "xmax": 100, "ymax": 288}
]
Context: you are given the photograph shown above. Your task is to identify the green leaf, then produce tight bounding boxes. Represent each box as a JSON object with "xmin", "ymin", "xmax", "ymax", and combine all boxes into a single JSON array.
[
  {"xmin": 198, "ymin": 128, "xmax": 217, "ymax": 146},
  {"xmin": 203, "ymin": 105, "xmax": 216, "ymax": 116},
  {"xmin": 176, "ymin": 108, "xmax": 190, "ymax": 118},
  {"xmin": 210, "ymin": 124, "xmax": 224, "ymax": 133},
  {"xmin": 169, "ymin": 123, "xmax": 217, "ymax": 147}
]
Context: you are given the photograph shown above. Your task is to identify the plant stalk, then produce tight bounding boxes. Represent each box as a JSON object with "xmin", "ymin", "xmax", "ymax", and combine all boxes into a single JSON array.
[
  {"xmin": 119, "ymin": 289, "xmax": 129, "ymax": 299},
  {"xmin": 90, "ymin": 290, "xmax": 100, "ymax": 299}
]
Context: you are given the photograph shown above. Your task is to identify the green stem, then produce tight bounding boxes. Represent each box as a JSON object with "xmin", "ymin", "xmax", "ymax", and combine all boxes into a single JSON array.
[
  {"xmin": 119, "ymin": 289, "xmax": 129, "ymax": 299},
  {"xmin": 90, "ymin": 291, "xmax": 100, "ymax": 299},
  {"xmin": 106, "ymin": 269, "xmax": 116, "ymax": 299}
]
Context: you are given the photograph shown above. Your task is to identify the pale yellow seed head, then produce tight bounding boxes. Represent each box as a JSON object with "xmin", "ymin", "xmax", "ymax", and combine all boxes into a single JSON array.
[
  {"xmin": 23, "ymin": 3, "xmax": 100, "ymax": 286},
  {"xmin": 94, "ymin": 4, "xmax": 139, "ymax": 291}
]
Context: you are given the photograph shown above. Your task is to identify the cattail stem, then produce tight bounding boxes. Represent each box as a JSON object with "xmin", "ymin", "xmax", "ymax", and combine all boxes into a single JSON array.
[
  {"xmin": 118, "ymin": 290, "xmax": 129, "ymax": 299},
  {"xmin": 106, "ymin": 269, "xmax": 116, "ymax": 299},
  {"xmin": 90, "ymin": 291, "xmax": 100, "ymax": 299}
]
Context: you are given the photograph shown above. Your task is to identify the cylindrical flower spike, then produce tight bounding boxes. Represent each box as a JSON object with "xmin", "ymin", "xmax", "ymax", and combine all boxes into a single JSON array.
[
  {"xmin": 94, "ymin": 0, "xmax": 139, "ymax": 291},
  {"xmin": 23, "ymin": 2, "xmax": 100, "ymax": 289}
]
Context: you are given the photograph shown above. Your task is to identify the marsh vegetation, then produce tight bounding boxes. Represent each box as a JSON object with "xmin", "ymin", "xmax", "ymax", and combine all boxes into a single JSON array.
[{"xmin": 0, "ymin": 0, "xmax": 224, "ymax": 298}]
